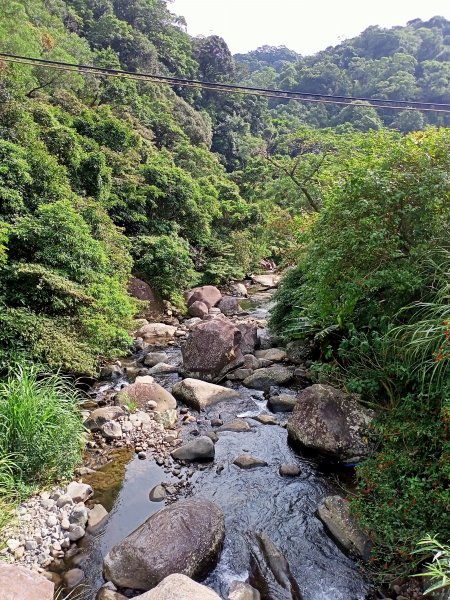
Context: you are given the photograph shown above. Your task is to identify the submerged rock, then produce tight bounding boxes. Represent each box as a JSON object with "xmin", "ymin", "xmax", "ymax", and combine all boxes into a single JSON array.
[
  {"xmin": 317, "ymin": 495, "xmax": 372, "ymax": 560},
  {"xmin": 243, "ymin": 366, "xmax": 293, "ymax": 390},
  {"xmin": 287, "ymin": 384, "xmax": 373, "ymax": 463},
  {"xmin": 171, "ymin": 436, "xmax": 215, "ymax": 461},
  {"xmin": 134, "ymin": 574, "xmax": 221, "ymax": 599},
  {"xmin": 103, "ymin": 498, "xmax": 224, "ymax": 590},
  {"xmin": 0, "ymin": 564, "xmax": 54, "ymax": 600},
  {"xmin": 233, "ymin": 454, "xmax": 268, "ymax": 469},
  {"xmin": 217, "ymin": 419, "xmax": 251, "ymax": 433},
  {"xmin": 279, "ymin": 464, "xmax": 301, "ymax": 477},
  {"xmin": 247, "ymin": 532, "xmax": 303, "ymax": 600},
  {"xmin": 172, "ymin": 378, "xmax": 239, "ymax": 410}
]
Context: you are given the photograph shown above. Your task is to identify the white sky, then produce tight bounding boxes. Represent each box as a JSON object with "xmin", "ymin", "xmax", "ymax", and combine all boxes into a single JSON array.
[{"xmin": 170, "ymin": 0, "xmax": 450, "ymax": 55}]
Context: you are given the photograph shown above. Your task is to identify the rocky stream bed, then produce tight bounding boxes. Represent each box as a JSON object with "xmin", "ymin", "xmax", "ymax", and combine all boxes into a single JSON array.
[{"xmin": 0, "ymin": 280, "xmax": 423, "ymax": 600}]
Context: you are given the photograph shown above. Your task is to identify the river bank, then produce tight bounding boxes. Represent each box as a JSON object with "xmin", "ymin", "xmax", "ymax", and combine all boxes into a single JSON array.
[{"xmin": 0, "ymin": 279, "xmax": 424, "ymax": 600}]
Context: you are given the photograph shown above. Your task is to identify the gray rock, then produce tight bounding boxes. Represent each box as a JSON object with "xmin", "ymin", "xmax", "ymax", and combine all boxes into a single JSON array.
[
  {"xmin": 243, "ymin": 366, "xmax": 293, "ymax": 390},
  {"xmin": 287, "ymin": 384, "xmax": 373, "ymax": 463},
  {"xmin": 103, "ymin": 498, "xmax": 225, "ymax": 590},
  {"xmin": 63, "ymin": 568, "xmax": 85, "ymax": 590},
  {"xmin": 69, "ymin": 502, "xmax": 89, "ymax": 528},
  {"xmin": 101, "ymin": 421, "xmax": 123, "ymax": 440},
  {"xmin": 233, "ymin": 454, "xmax": 268, "ymax": 469},
  {"xmin": 317, "ymin": 495, "xmax": 372, "ymax": 560},
  {"xmin": 242, "ymin": 354, "xmax": 260, "ymax": 370},
  {"xmin": 172, "ymin": 378, "xmax": 239, "ymax": 411},
  {"xmin": 148, "ymin": 363, "xmax": 178, "ymax": 374},
  {"xmin": 237, "ymin": 323, "xmax": 258, "ymax": 355},
  {"xmin": 67, "ymin": 482, "xmax": 93, "ymax": 503},
  {"xmin": 100, "ymin": 364, "xmax": 123, "ymax": 380},
  {"xmin": 97, "ymin": 588, "xmax": 127, "ymax": 600},
  {"xmin": 218, "ymin": 296, "xmax": 241, "ymax": 316},
  {"xmin": 255, "ymin": 348, "xmax": 287, "ymax": 362},
  {"xmin": 228, "ymin": 581, "xmax": 261, "ymax": 600},
  {"xmin": 134, "ymin": 573, "xmax": 221, "ymax": 599},
  {"xmin": 117, "ymin": 376, "xmax": 176, "ymax": 412},
  {"xmin": 188, "ymin": 301, "xmax": 209, "ymax": 319},
  {"xmin": 149, "ymin": 485, "xmax": 166, "ymax": 502},
  {"xmin": 231, "ymin": 283, "xmax": 248, "ymax": 297},
  {"xmin": 87, "ymin": 504, "xmax": 109, "ymax": 533},
  {"xmin": 279, "ymin": 464, "xmax": 301, "ymax": 477},
  {"xmin": 268, "ymin": 394, "xmax": 298, "ymax": 413},
  {"xmin": 217, "ymin": 419, "xmax": 251, "ymax": 433},
  {"xmin": 182, "ymin": 319, "xmax": 244, "ymax": 381},
  {"xmin": 135, "ymin": 322, "xmax": 177, "ymax": 343},
  {"xmin": 286, "ymin": 339, "xmax": 315, "ymax": 363},
  {"xmin": 186, "ymin": 285, "xmax": 222, "ymax": 309},
  {"xmin": 143, "ymin": 352, "xmax": 169, "ymax": 367},
  {"xmin": 0, "ymin": 564, "xmax": 54, "ymax": 599},
  {"xmin": 252, "ymin": 414, "xmax": 277, "ymax": 425},
  {"xmin": 84, "ymin": 407, "xmax": 124, "ymax": 431},
  {"xmin": 227, "ymin": 369, "xmax": 253, "ymax": 381},
  {"xmin": 68, "ymin": 525, "xmax": 85, "ymax": 542},
  {"xmin": 251, "ymin": 274, "xmax": 281, "ymax": 288},
  {"xmin": 171, "ymin": 436, "xmax": 215, "ymax": 461}
]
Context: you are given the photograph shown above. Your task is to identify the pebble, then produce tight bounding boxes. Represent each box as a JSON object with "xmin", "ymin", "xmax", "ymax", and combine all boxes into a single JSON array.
[{"xmin": 138, "ymin": 451, "xmax": 147, "ymax": 460}]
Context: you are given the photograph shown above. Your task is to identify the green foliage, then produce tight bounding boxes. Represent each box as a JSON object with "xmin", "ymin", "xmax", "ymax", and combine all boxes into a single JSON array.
[
  {"xmin": 415, "ymin": 536, "xmax": 450, "ymax": 596},
  {"xmin": 351, "ymin": 395, "xmax": 450, "ymax": 578},
  {"xmin": 0, "ymin": 364, "xmax": 84, "ymax": 486},
  {"xmin": 133, "ymin": 234, "xmax": 199, "ymax": 307}
]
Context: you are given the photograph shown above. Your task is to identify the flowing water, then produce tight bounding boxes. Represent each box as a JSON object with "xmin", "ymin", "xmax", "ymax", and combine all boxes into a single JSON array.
[{"xmin": 69, "ymin": 292, "xmax": 372, "ymax": 600}]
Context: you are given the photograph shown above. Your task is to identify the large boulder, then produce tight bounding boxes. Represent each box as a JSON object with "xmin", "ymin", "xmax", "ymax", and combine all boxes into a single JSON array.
[
  {"xmin": 128, "ymin": 277, "xmax": 164, "ymax": 320},
  {"xmin": 103, "ymin": 498, "xmax": 224, "ymax": 590},
  {"xmin": 117, "ymin": 376, "xmax": 176, "ymax": 412},
  {"xmin": 286, "ymin": 339, "xmax": 315, "ymax": 364},
  {"xmin": 171, "ymin": 436, "xmax": 215, "ymax": 461},
  {"xmin": 287, "ymin": 385, "xmax": 373, "ymax": 463},
  {"xmin": 243, "ymin": 366, "xmax": 293, "ymax": 390},
  {"xmin": 317, "ymin": 495, "xmax": 372, "ymax": 560},
  {"xmin": 134, "ymin": 574, "xmax": 221, "ymax": 600},
  {"xmin": 0, "ymin": 564, "xmax": 54, "ymax": 600},
  {"xmin": 255, "ymin": 348, "xmax": 287, "ymax": 362},
  {"xmin": 172, "ymin": 378, "xmax": 239, "ymax": 411},
  {"xmin": 136, "ymin": 321, "xmax": 177, "ymax": 343},
  {"xmin": 182, "ymin": 319, "xmax": 244, "ymax": 381},
  {"xmin": 186, "ymin": 285, "xmax": 222, "ymax": 309}
]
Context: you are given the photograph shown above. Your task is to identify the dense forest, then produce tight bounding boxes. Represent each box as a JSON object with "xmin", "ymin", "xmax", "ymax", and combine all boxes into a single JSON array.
[{"xmin": 0, "ymin": 0, "xmax": 449, "ymax": 591}]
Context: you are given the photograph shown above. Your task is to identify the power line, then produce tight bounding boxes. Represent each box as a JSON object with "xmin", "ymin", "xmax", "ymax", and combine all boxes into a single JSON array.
[{"xmin": 1, "ymin": 52, "xmax": 450, "ymax": 114}]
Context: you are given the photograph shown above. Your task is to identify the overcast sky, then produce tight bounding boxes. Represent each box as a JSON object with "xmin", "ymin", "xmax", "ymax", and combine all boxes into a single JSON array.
[{"xmin": 170, "ymin": 0, "xmax": 450, "ymax": 55}]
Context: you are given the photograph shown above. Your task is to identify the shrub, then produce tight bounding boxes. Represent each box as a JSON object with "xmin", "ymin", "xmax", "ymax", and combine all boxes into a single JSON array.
[
  {"xmin": 0, "ymin": 365, "xmax": 85, "ymax": 485},
  {"xmin": 133, "ymin": 234, "xmax": 199, "ymax": 307}
]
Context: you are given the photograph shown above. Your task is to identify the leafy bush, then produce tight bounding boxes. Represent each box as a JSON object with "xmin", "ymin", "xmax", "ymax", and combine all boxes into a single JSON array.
[
  {"xmin": 133, "ymin": 234, "xmax": 199, "ymax": 307},
  {"xmin": 0, "ymin": 365, "xmax": 85, "ymax": 485}
]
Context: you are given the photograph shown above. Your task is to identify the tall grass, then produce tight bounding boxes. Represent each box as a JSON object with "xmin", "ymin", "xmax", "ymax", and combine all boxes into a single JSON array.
[
  {"xmin": 389, "ymin": 250, "xmax": 450, "ymax": 398},
  {"xmin": 0, "ymin": 365, "xmax": 85, "ymax": 508}
]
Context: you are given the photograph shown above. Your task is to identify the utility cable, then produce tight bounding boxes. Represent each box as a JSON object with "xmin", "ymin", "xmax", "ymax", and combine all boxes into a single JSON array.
[{"xmin": 1, "ymin": 52, "xmax": 450, "ymax": 113}]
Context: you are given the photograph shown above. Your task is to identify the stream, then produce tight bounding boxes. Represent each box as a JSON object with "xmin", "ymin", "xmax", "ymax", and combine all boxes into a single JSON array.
[{"xmin": 68, "ymin": 290, "xmax": 372, "ymax": 600}]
